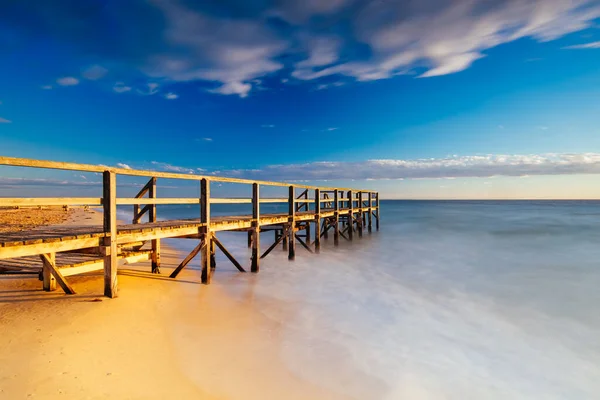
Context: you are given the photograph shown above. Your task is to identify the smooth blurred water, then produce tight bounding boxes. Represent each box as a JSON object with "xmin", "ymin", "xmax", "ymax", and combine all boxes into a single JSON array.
[{"xmin": 136, "ymin": 201, "xmax": 600, "ymax": 399}]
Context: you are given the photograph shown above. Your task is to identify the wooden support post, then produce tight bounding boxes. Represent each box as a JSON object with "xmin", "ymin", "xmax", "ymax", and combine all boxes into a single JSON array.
[
  {"xmin": 367, "ymin": 192, "xmax": 373, "ymax": 233},
  {"xmin": 200, "ymin": 179, "xmax": 212, "ymax": 284},
  {"xmin": 357, "ymin": 192, "xmax": 363, "ymax": 238},
  {"xmin": 247, "ymin": 231, "xmax": 252, "ymax": 248},
  {"xmin": 376, "ymin": 192, "xmax": 380, "ymax": 231},
  {"xmin": 103, "ymin": 170, "xmax": 118, "ymax": 298},
  {"xmin": 149, "ymin": 177, "xmax": 161, "ymax": 274},
  {"xmin": 261, "ymin": 231, "xmax": 287, "ymax": 259},
  {"xmin": 334, "ymin": 190, "xmax": 340, "ymax": 246},
  {"xmin": 295, "ymin": 234, "xmax": 314, "ymax": 253},
  {"xmin": 282, "ymin": 232, "xmax": 288, "ymax": 251},
  {"xmin": 169, "ymin": 239, "xmax": 205, "ymax": 278},
  {"xmin": 323, "ymin": 219, "xmax": 329, "ymax": 239},
  {"xmin": 314, "ymin": 188, "xmax": 321, "ymax": 254},
  {"xmin": 41, "ymin": 252, "xmax": 56, "ymax": 291},
  {"xmin": 347, "ymin": 190, "xmax": 354, "ymax": 241},
  {"xmin": 40, "ymin": 253, "xmax": 75, "ymax": 294},
  {"xmin": 212, "ymin": 235, "xmax": 246, "ymax": 272},
  {"xmin": 251, "ymin": 183, "xmax": 260, "ymax": 273},
  {"xmin": 367, "ymin": 191, "xmax": 373, "ymax": 233},
  {"xmin": 288, "ymin": 185, "xmax": 296, "ymax": 261},
  {"xmin": 210, "ymin": 240, "xmax": 216, "ymax": 270}
]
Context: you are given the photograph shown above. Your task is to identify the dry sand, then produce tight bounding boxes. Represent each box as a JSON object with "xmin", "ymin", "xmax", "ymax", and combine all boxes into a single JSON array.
[
  {"xmin": 0, "ymin": 207, "xmax": 74, "ymax": 233},
  {"xmin": 0, "ymin": 209, "xmax": 352, "ymax": 399}
]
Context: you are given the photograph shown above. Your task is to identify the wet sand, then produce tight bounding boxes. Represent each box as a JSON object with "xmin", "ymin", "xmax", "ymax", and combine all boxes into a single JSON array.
[{"xmin": 0, "ymin": 209, "xmax": 351, "ymax": 399}]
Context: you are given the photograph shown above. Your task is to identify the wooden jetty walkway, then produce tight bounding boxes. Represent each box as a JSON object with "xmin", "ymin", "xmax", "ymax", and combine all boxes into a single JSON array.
[{"xmin": 0, "ymin": 157, "xmax": 380, "ymax": 298}]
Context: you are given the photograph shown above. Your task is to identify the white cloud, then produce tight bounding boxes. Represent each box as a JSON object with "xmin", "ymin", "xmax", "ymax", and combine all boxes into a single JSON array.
[
  {"xmin": 215, "ymin": 153, "xmax": 600, "ymax": 181},
  {"xmin": 326, "ymin": 127, "xmax": 338, "ymax": 131},
  {"xmin": 151, "ymin": 161, "xmax": 196, "ymax": 174},
  {"xmin": 56, "ymin": 76, "xmax": 79, "ymax": 86},
  {"xmin": 116, "ymin": 163, "xmax": 132, "ymax": 169},
  {"xmin": 207, "ymin": 81, "xmax": 252, "ymax": 98},
  {"xmin": 145, "ymin": 1, "xmax": 285, "ymax": 98},
  {"xmin": 164, "ymin": 92, "xmax": 178, "ymax": 100},
  {"xmin": 41, "ymin": 85, "xmax": 53, "ymax": 90},
  {"xmin": 137, "ymin": 82, "xmax": 159, "ymax": 95},
  {"xmin": 563, "ymin": 40, "xmax": 600, "ymax": 49},
  {"xmin": 261, "ymin": 124, "xmax": 275, "ymax": 128},
  {"xmin": 82, "ymin": 64, "xmax": 108, "ymax": 80},
  {"xmin": 113, "ymin": 82, "xmax": 132, "ymax": 93},
  {"xmin": 29, "ymin": 1, "xmax": 599, "ymax": 97},
  {"xmin": 290, "ymin": 0, "xmax": 600, "ymax": 82},
  {"xmin": 0, "ymin": 117, "xmax": 11, "ymax": 123}
]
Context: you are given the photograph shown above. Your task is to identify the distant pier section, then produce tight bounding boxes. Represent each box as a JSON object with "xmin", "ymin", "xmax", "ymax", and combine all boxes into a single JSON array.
[{"xmin": 0, "ymin": 157, "xmax": 380, "ymax": 298}]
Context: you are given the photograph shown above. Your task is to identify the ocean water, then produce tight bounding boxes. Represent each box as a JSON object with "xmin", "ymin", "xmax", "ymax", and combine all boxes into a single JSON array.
[{"xmin": 127, "ymin": 201, "xmax": 600, "ymax": 399}]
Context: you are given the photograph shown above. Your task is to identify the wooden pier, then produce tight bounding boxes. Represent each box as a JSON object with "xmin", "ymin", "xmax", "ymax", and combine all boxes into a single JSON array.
[{"xmin": 0, "ymin": 157, "xmax": 380, "ymax": 298}]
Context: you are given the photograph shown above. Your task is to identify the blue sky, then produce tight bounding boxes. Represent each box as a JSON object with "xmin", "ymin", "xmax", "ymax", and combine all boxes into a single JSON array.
[{"xmin": 1, "ymin": 0, "xmax": 600, "ymax": 198}]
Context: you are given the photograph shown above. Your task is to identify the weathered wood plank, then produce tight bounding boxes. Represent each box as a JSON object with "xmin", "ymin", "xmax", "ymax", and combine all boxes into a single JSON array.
[
  {"xmin": 212, "ymin": 235, "xmax": 246, "ymax": 272},
  {"xmin": 41, "ymin": 253, "xmax": 56, "ymax": 291},
  {"xmin": 103, "ymin": 170, "xmax": 118, "ymax": 298},
  {"xmin": 200, "ymin": 179, "xmax": 212, "ymax": 284},
  {"xmin": 210, "ymin": 198, "xmax": 252, "ymax": 204},
  {"xmin": 41, "ymin": 253, "xmax": 75, "ymax": 294},
  {"xmin": 169, "ymin": 239, "xmax": 205, "ymax": 279},
  {"xmin": 251, "ymin": 183, "xmax": 260, "ymax": 273},
  {"xmin": 288, "ymin": 186, "xmax": 296, "ymax": 261},
  {"xmin": 149, "ymin": 177, "xmax": 160, "ymax": 274}
]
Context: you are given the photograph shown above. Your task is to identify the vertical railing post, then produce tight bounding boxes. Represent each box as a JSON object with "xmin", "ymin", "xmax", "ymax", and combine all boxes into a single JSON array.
[
  {"xmin": 333, "ymin": 189, "xmax": 340, "ymax": 246},
  {"xmin": 200, "ymin": 178, "xmax": 212, "ymax": 284},
  {"xmin": 357, "ymin": 191, "xmax": 363, "ymax": 237},
  {"xmin": 376, "ymin": 192, "xmax": 380, "ymax": 230},
  {"xmin": 251, "ymin": 183, "xmax": 260, "ymax": 273},
  {"xmin": 103, "ymin": 171, "xmax": 118, "ymax": 298},
  {"xmin": 314, "ymin": 188, "xmax": 321, "ymax": 254},
  {"xmin": 149, "ymin": 177, "xmax": 160, "ymax": 274},
  {"xmin": 347, "ymin": 190, "xmax": 354, "ymax": 241},
  {"xmin": 288, "ymin": 185, "xmax": 296, "ymax": 260},
  {"xmin": 367, "ymin": 192, "xmax": 373, "ymax": 233}
]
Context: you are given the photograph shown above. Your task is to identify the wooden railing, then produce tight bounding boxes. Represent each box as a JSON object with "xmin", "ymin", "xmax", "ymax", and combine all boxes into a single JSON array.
[{"xmin": 0, "ymin": 156, "xmax": 380, "ymax": 297}]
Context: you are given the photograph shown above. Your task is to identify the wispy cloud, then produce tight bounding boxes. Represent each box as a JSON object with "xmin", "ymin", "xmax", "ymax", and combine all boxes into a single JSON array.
[
  {"xmin": 8, "ymin": 1, "xmax": 600, "ymax": 97},
  {"xmin": 116, "ymin": 163, "xmax": 132, "ymax": 169},
  {"xmin": 150, "ymin": 161, "xmax": 196, "ymax": 174},
  {"xmin": 137, "ymin": 82, "xmax": 159, "ymax": 95},
  {"xmin": 41, "ymin": 85, "xmax": 53, "ymax": 90},
  {"xmin": 164, "ymin": 92, "xmax": 178, "ymax": 100},
  {"xmin": 261, "ymin": 124, "xmax": 275, "ymax": 128},
  {"xmin": 215, "ymin": 153, "xmax": 600, "ymax": 181},
  {"xmin": 563, "ymin": 41, "xmax": 600, "ymax": 49},
  {"xmin": 56, "ymin": 76, "xmax": 79, "ymax": 86},
  {"xmin": 0, "ymin": 117, "xmax": 12, "ymax": 124},
  {"xmin": 326, "ymin": 127, "xmax": 339, "ymax": 131},
  {"xmin": 82, "ymin": 64, "xmax": 108, "ymax": 80},
  {"xmin": 315, "ymin": 82, "xmax": 344, "ymax": 90},
  {"xmin": 113, "ymin": 82, "xmax": 132, "ymax": 93}
]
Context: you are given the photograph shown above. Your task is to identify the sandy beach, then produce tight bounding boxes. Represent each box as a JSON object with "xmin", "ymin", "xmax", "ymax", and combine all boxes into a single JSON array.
[{"xmin": 0, "ymin": 209, "xmax": 353, "ymax": 400}]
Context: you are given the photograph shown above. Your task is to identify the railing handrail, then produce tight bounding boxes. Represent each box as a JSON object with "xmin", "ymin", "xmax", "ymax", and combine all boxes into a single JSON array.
[{"xmin": 0, "ymin": 156, "xmax": 377, "ymax": 193}]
